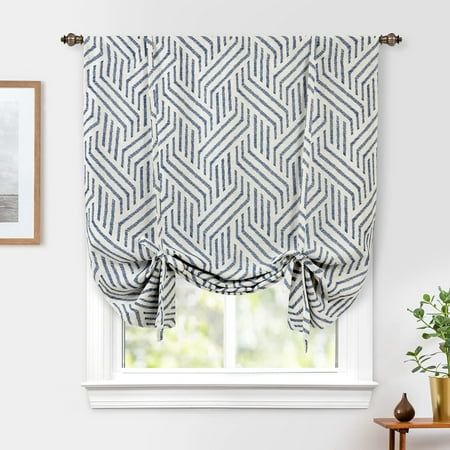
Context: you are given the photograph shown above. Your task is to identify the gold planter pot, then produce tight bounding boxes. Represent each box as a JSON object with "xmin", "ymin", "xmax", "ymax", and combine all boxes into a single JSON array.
[{"xmin": 429, "ymin": 376, "xmax": 450, "ymax": 420}]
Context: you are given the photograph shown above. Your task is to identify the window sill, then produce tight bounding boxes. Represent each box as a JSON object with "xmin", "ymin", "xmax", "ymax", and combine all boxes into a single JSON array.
[{"xmin": 83, "ymin": 381, "xmax": 377, "ymax": 409}]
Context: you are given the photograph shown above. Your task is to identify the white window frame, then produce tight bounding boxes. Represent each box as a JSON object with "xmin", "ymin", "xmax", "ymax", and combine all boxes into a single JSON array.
[{"xmin": 83, "ymin": 264, "xmax": 377, "ymax": 409}]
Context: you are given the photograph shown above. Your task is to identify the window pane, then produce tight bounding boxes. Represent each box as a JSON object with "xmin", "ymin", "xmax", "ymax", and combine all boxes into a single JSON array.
[
  {"xmin": 124, "ymin": 280, "xmax": 336, "ymax": 370},
  {"xmin": 235, "ymin": 282, "xmax": 336, "ymax": 369},
  {"xmin": 124, "ymin": 279, "xmax": 224, "ymax": 369}
]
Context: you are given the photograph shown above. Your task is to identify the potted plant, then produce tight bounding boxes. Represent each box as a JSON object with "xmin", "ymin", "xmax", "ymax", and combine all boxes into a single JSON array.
[{"xmin": 405, "ymin": 288, "xmax": 450, "ymax": 420}]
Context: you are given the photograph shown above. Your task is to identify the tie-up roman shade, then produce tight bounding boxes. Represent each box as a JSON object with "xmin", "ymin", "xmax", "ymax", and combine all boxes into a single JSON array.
[{"xmin": 83, "ymin": 35, "xmax": 379, "ymax": 341}]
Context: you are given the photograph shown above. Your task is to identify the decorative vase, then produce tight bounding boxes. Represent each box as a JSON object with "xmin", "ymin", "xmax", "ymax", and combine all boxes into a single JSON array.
[
  {"xmin": 394, "ymin": 393, "xmax": 415, "ymax": 422},
  {"xmin": 429, "ymin": 376, "xmax": 450, "ymax": 421}
]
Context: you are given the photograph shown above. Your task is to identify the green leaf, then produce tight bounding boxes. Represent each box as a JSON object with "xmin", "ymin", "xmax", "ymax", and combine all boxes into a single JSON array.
[
  {"xmin": 415, "ymin": 346, "xmax": 423, "ymax": 355},
  {"xmin": 412, "ymin": 366, "xmax": 421, "ymax": 373},
  {"xmin": 406, "ymin": 351, "xmax": 415, "ymax": 356},
  {"xmin": 423, "ymin": 294, "xmax": 431, "ymax": 302},
  {"xmin": 413, "ymin": 308, "xmax": 425, "ymax": 319},
  {"xmin": 440, "ymin": 291, "xmax": 448, "ymax": 302},
  {"xmin": 435, "ymin": 316, "xmax": 444, "ymax": 325}
]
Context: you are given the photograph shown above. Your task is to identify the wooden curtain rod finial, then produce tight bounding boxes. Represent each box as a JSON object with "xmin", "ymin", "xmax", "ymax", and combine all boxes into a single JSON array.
[
  {"xmin": 379, "ymin": 33, "xmax": 402, "ymax": 46},
  {"xmin": 61, "ymin": 33, "xmax": 84, "ymax": 46},
  {"xmin": 60, "ymin": 33, "xmax": 403, "ymax": 46}
]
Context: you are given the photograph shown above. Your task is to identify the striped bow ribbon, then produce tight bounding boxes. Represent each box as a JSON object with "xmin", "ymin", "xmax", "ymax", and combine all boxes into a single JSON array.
[
  {"xmin": 273, "ymin": 251, "xmax": 328, "ymax": 349},
  {"xmin": 139, "ymin": 238, "xmax": 177, "ymax": 340}
]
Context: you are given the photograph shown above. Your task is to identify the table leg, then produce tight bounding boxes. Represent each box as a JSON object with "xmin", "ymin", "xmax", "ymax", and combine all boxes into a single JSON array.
[
  {"xmin": 389, "ymin": 429, "xmax": 395, "ymax": 450},
  {"xmin": 399, "ymin": 430, "xmax": 408, "ymax": 450}
]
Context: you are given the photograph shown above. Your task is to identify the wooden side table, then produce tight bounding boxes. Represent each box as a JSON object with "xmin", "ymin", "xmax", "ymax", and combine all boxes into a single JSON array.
[{"xmin": 374, "ymin": 418, "xmax": 450, "ymax": 450}]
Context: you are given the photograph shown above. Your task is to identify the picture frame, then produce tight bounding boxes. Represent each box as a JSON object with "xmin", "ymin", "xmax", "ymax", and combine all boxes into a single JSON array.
[{"xmin": 0, "ymin": 81, "xmax": 40, "ymax": 244}]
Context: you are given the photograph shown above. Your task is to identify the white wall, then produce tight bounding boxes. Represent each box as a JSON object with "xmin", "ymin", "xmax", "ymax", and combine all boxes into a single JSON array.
[{"xmin": 1, "ymin": 1, "xmax": 449, "ymax": 449}]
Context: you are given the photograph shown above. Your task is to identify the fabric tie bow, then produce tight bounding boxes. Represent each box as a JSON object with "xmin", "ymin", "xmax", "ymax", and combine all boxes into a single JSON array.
[
  {"xmin": 273, "ymin": 251, "xmax": 328, "ymax": 348},
  {"xmin": 139, "ymin": 238, "xmax": 177, "ymax": 340}
]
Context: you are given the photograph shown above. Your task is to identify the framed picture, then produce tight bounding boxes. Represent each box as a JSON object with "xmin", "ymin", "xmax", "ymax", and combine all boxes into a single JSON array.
[{"xmin": 0, "ymin": 81, "xmax": 40, "ymax": 244}]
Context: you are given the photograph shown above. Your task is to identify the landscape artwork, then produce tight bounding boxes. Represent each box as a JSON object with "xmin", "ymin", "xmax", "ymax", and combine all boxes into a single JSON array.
[
  {"xmin": 0, "ymin": 82, "xmax": 40, "ymax": 244},
  {"xmin": 0, "ymin": 99, "xmax": 19, "ymax": 222}
]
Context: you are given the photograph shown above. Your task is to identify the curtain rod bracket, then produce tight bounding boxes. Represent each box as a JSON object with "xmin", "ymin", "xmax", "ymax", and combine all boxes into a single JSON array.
[{"xmin": 60, "ymin": 33, "xmax": 403, "ymax": 46}]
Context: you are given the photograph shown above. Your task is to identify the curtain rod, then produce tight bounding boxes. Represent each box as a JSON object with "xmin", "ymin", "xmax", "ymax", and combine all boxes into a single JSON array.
[{"xmin": 61, "ymin": 32, "xmax": 403, "ymax": 47}]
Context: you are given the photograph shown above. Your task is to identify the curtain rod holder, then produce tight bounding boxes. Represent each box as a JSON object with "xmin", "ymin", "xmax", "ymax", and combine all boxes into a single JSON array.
[{"xmin": 60, "ymin": 33, "xmax": 403, "ymax": 47}]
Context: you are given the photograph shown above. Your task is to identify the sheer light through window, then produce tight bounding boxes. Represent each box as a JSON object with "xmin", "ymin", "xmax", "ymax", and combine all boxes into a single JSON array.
[{"xmin": 124, "ymin": 278, "xmax": 336, "ymax": 370}]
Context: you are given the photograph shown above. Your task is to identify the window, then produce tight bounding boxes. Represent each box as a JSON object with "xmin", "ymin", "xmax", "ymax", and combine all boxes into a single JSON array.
[
  {"xmin": 124, "ymin": 279, "xmax": 336, "ymax": 370},
  {"xmin": 84, "ymin": 265, "xmax": 376, "ymax": 409}
]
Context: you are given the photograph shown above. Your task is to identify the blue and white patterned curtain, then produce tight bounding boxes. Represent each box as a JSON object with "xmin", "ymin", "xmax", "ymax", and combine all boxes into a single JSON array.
[{"xmin": 83, "ymin": 36, "xmax": 379, "ymax": 341}]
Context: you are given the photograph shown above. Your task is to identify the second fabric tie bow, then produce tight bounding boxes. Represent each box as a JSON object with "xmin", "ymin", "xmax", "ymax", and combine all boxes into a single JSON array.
[{"xmin": 273, "ymin": 251, "xmax": 329, "ymax": 346}]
